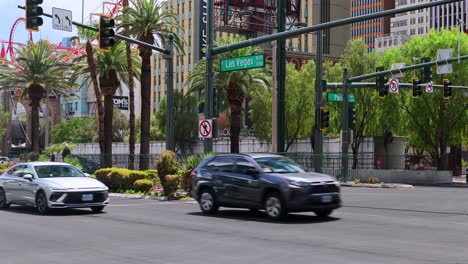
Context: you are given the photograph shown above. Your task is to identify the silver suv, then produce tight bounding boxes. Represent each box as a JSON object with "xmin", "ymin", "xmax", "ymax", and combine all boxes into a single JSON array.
[{"xmin": 192, "ymin": 154, "xmax": 341, "ymax": 220}]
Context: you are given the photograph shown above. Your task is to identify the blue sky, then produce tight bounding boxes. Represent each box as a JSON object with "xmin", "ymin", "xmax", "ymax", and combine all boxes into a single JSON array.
[{"xmin": 0, "ymin": 0, "xmax": 106, "ymax": 49}]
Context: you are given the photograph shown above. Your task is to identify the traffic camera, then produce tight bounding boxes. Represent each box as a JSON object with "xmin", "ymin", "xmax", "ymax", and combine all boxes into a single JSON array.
[
  {"xmin": 26, "ymin": 0, "xmax": 43, "ymax": 31},
  {"xmin": 98, "ymin": 15, "xmax": 115, "ymax": 52}
]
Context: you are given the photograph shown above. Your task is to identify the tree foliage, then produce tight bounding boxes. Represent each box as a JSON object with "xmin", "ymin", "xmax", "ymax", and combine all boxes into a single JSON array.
[{"xmin": 156, "ymin": 92, "xmax": 198, "ymax": 152}]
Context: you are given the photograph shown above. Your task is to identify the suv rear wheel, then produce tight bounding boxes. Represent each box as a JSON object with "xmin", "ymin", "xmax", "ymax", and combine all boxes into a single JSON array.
[
  {"xmin": 264, "ymin": 192, "xmax": 286, "ymax": 220},
  {"xmin": 199, "ymin": 188, "xmax": 218, "ymax": 214}
]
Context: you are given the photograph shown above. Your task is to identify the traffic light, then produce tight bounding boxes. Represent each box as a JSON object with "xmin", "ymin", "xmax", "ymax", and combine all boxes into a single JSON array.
[
  {"xmin": 319, "ymin": 106, "xmax": 330, "ymax": 131},
  {"xmin": 421, "ymin": 57, "xmax": 432, "ymax": 83},
  {"xmin": 443, "ymin": 79, "xmax": 452, "ymax": 99},
  {"xmin": 412, "ymin": 78, "xmax": 422, "ymax": 98},
  {"xmin": 98, "ymin": 15, "xmax": 115, "ymax": 51},
  {"xmin": 348, "ymin": 105, "xmax": 356, "ymax": 129},
  {"xmin": 376, "ymin": 67, "xmax": 388, "ymax": 98},
  {"xmin": 25, "ymin": 0, "xmax": 43, "ymax": 31}
]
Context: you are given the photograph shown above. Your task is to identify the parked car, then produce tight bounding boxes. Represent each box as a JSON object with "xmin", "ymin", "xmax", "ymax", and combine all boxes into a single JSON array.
[
  {"xmin": 192, "ymin": 153, "xmax": 341, "ymax": 220},
  {"xmin": 0, "ymin": 162, "xmax": 109, "ymax": 214},
  {"xmin": 0, "ymin": 157, "xmax": 9, "ymax": 165}
]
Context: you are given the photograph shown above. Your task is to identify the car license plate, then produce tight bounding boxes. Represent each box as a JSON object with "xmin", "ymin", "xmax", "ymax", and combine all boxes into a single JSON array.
[
  {"xmin": 321, "ymin": 195, "xmax": 332, "ymax": 203},
  {"xmin": 82, "ymin": 194, "xmax": 93, "ymax": 202}
]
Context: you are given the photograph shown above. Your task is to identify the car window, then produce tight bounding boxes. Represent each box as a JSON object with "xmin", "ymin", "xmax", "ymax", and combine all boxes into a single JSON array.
[
  {"xmin": 7, "ymin": 165, "xmax": 26, "ymax": 177},
  {"xmin": 204, "ymin": 157, "xmax": 235, "ymax": 173},
  {"xmin": 34, "ymin": 165, "xmax": 85, "ymax": 178},
  {"xmin": 254, "ymin": 157, "xmax": 306, "ymax": 173},
  {"xmin": 232, "ymin": 158, "xmax": 257, "ymax": 174}
]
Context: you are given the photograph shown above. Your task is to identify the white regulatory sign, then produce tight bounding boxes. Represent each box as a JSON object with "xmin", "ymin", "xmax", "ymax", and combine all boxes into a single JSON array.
[
  {"xmin": 437, "ymin": 49, "xmax": 453, "ymax": 74},
  {"xmin": 389, "ymin": 79, "xmax": 399, "ymax": 93},
  {"xmin": 199, "ymin": 119, "xmax": 212, "ymax": 139},
  {"xmin": 425, "ymin": 81, "xmax": 433, "ymax": 93},
  {"xmin": 52, "ymin": 8, "xmax": 73, "ymax": 32}
]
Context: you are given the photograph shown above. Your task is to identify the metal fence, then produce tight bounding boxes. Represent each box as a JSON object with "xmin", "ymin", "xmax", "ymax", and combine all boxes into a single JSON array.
[{"xmin": 56, "ymin": 152, "xmax": 439, "ymax": 176}]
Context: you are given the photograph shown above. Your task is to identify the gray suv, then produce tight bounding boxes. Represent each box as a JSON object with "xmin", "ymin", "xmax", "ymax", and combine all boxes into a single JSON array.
[{"xmin": 192, "ymin": 154, "xmax": 341, "ymax": 220}]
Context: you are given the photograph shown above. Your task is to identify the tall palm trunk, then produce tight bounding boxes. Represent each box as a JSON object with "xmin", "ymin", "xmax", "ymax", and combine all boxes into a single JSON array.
[
  {"xmin": 227, "ymin": 84, "xmax": 245, "ymax": 153},
  {"xmin": 123, "ymin": 0, "xmax": 136, "ymax": 170},
  {"xmin": 139, "ymin": 43, "xmax": 153, "ymax": 170},
  {"xmin": 100, "ymin": 70, "xmax": 119, "ymax": 168},
  {"xmin": 86, "ymin": 41, "xmax": 105, "ymax": 166},
  {"xmin": 28, "ymin": 84, "xmax": 45, "ymax": 153}
]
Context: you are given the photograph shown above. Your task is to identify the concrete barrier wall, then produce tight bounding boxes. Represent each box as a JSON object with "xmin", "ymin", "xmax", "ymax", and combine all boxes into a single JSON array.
[{"xmin": 346, "ymin": 169, "xmax": 452, "ymax": 185}]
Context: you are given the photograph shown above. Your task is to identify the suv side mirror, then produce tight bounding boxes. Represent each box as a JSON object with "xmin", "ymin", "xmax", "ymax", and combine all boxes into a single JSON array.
[{"xmin": 246, "ymin": 168, "xmax": 259, "ymax": 177}]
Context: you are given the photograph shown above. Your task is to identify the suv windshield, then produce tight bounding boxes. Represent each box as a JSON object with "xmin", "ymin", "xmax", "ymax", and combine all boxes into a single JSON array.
[{"xmin": 254, "ymin": 157, "xmax": 306, "ymax": 173}]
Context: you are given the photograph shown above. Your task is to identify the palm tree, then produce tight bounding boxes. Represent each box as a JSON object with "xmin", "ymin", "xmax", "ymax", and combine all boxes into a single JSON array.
[
  {"xmin": 74, "ymin": 27, "xmax": 105, "ymax": 164},
  {"xmin": 122, "ymin": 0, "xmax": 136, "ymax": 170},
  {"xmin": 82, "ymin": 40, "xmax": 141, "ymax": 168},
  {"xmin": 188, "ymin": 36, "xmax": 271, "ymax": 153},
  {"xmin": 0, "ymin": 40, "xmax": 81, "ymax": 153},
  {"xmin": 115, "ymin": 0, "xmax": 184, "ymax": 170}
]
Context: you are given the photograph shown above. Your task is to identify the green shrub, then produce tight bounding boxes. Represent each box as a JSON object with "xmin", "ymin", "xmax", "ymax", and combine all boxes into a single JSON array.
[
  {"xmin": 0, "ymin": 163, "xmax": 8, "ymax": 169},
  {"xmin": 94, "ymin": 168, "xmax": 115, "ymax": 188},
  {"xmin": 180, "ymin": 155, "xmax": 202, "ymax": 194},
  {"xmin": 145, "ymin": 169, "xmax": 160, "ymax": 185},
  {"xmin": 64, "ymin": 157, "xmax": 83, "ymax": 171},
  {"xmin": 156, "ymin": 150, "xmax": 179, "ymax": 197},
  {"xmin": 133, "ymin": 179, "xmax": 154, "ymax": 193},
  {"xmin": 164, "ymin": 174, "xmax": 181, "ymax": 198}
]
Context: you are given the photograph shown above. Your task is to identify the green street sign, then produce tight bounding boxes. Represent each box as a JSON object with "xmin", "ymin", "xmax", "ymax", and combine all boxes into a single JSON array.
[
  {"xmin": 327, "ymin": 92, "xmax": 356, "ymax": 103},
  {"xmin": 220, "ymin": 54, "xmax": 265, "ymax": 72}
]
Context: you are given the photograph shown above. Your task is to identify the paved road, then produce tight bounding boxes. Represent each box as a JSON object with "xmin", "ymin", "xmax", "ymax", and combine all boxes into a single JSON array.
[{"xmin": 0, "ymin": 186, "xmax": 467, "ymax": 264}]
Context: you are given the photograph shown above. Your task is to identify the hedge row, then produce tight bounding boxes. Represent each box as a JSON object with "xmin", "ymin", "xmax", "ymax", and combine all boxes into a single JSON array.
[{"xmin": 94, "ymin": 168, "xmax": 161, "ymax": 192}]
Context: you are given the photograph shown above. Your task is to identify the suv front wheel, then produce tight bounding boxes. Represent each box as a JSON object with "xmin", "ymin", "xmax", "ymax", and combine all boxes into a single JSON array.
[
  {"xmin": 264, "ymin": 192, "xmax": 286, "ymax": 220},
  {"xmin": 199, "ymin": 188, "xmax": 218, "ymax": 214}
]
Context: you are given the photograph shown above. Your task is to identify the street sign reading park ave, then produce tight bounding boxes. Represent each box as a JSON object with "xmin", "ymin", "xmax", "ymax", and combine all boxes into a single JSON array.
[
  {"xmin": 327, "ymin": 92, "xmax": 356, "ymax": 103},
  {"xmin": 220, "ymin": 54, "xmax": 265, "ymax": 72}
]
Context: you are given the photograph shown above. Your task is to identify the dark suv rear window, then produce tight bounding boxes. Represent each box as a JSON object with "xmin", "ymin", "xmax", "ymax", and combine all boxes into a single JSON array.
[{"xmin": 204, "ymin": 157, "xmax": 235, "ymax": 173}]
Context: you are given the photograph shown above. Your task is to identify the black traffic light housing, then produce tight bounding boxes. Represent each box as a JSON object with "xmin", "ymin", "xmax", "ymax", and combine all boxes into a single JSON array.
[
  {"xmin": 99, "ymin": 15, "xmax": 115, "ymax": 51},
  {"xmin": 421, "ymin": 57, "xmax": 432, "ymax": 83},
  {"xmin": 376, "ymin": 67, "xmax": 388, "ymax": 98},
  {"xmin": 443, "ymin": 79, "xmax": 452, "ymax": 99},
  {"xmin": 26, "ymin": 0, "xmax": 43, "ymax": 31},
  {"xmin": 348, "ymin": 105, "xmax": 356, "ymax": 130},
  {"xmin": 412, "ymin": 78, "xmax": 422, "ymax": 98},
  {"xmin": 319, "ymin": 106, "xmax": 330, "ymax": 131}
]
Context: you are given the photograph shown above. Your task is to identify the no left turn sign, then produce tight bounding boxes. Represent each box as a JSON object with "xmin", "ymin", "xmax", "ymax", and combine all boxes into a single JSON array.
[
  {"xmin": 199, "ymin": 119, "xmax": 212, "ymax": 138},
  {"xmin": 389, "ymin": 78, "xmax": 399, "ymax": 93}
]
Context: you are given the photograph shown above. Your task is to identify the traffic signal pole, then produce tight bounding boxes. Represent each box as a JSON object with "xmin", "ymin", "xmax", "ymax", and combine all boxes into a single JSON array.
[
  {"xmin": 341, "ymin": 68, "xmax": 350, "ymax": 181},
  {"xmin": 204, "ymin": 0, "xmax": 214, "ymax": 153}
]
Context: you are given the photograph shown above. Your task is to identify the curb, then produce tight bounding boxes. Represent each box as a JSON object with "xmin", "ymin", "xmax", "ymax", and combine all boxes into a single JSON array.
[
  {"xmin": 341, "ymin": 183, "xmax": 414, "ymax": 189},
  {"xmin": 109, "ymin": 193, "xmax": 196, "ymax": 201}
]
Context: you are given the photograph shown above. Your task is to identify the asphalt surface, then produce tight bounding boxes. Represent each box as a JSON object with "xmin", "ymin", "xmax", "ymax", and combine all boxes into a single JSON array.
[{"xmin": 0, "ymin": 186, "xmax": 467, "ymax": 264}]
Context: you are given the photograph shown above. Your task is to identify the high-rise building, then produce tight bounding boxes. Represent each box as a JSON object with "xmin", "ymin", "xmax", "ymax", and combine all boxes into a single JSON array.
[
  {"xmin": 152, "ymin": 0, "xmax": 350, "ymax": 111},
  {"xmin": 350, "ymin": 0, "xmax": 395, "ymax": 51},
  {"xmin": 375, "ymin": 0, "xmax": 468, "ymax": 53}
]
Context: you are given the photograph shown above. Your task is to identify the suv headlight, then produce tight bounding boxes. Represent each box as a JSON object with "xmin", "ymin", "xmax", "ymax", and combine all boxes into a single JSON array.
[{"xmin": 286, "ymin": 179, "xmax": 309, "ymax": 187}]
